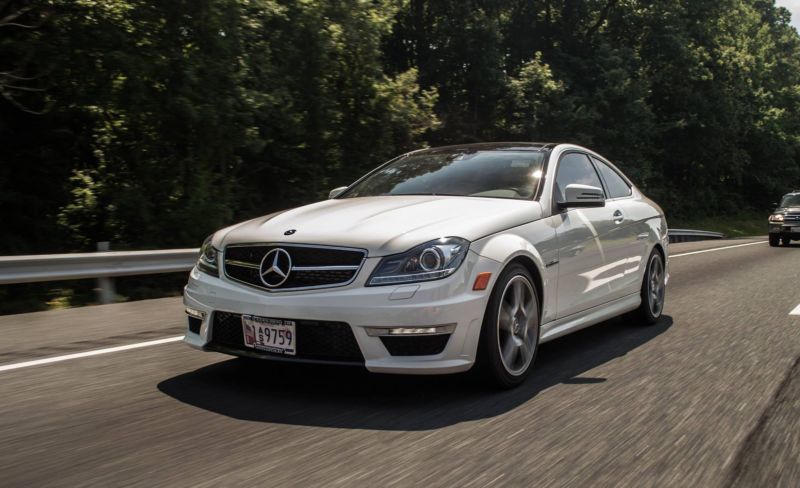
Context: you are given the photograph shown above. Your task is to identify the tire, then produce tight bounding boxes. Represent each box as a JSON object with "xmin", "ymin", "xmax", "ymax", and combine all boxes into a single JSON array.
[
  {"xmin": 636, "ymin": 249, "xmax": 666, "ymax": 324},
  {"xmin": 769, "ymin": 234, "xmax": 780, "ymax": 247},
  {"xmin": 781, "ymin": 236, "xmax": 791, "ymax": 246},
  {"xmin": 476, "ymin": 263, "xmax": 540, "ymax": 388}
]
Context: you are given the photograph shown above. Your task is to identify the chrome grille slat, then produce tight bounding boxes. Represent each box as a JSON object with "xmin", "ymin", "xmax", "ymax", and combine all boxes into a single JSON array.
[
  {"xmin": 291, "ymin": 265, "xmax": 360, "ymax": 271},
  {"xmin": 225, "ymin": 259, "xmax": 260, "ymax": 269}
]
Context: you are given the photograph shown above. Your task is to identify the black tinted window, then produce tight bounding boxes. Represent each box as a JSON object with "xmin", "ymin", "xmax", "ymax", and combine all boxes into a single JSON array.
[
  {"xmin": 554, "ymin": 153, "xmax": 604, "ymax": 202},
  {"xmin": 342, "ymin": 150, "xmax": 546, "ymax": 200},
  {"xmin": 593, "ymin": 158, "xmax": 632, "ymax": 198}
]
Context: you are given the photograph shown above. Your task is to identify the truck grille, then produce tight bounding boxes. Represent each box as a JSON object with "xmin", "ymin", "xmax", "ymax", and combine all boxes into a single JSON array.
[
  {"xmin": 208, "ymin": 311, "xmax": 364, "ymax": 364},
  {"xmin": 784, "ymin": 213, "xmax": 800, "ymax": 222},
  {"xmin": 223, "ymin": 244, "xmax": 366, "ymax": 291}
]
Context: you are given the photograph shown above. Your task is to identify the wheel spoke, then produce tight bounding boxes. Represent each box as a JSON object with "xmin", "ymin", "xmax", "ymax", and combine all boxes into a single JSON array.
[
  {"xmin": 523, "ymin": 296, "xmax": 537, "ymax": 322},
  {"xmin": 499, "ymin": 302, "xmax": 514, "ymax": 331},
  {"xmin": 513, "ymin": 281, "xmax": 524, "ymax": 313},
  {"xmin": 520, "ymin": 339, "xmax": 532, "ymax": 363},
  {"xmin": 501, "ymin": 337, "xmax": 517, "ymax": 365}
]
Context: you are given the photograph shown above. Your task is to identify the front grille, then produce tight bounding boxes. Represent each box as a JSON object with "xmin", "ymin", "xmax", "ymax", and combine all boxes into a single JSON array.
[
  {"xmin": 224, "ymin": 244, "xmax": 366, "ymax": 291},
  {"xmin": 209, "ymin": 311, "xmax": 364, "ymax": 363},
  {"xmin": 380, "ymin": 334, "xmax": 451, "ymax": 356},
  {"xmin": 784, "ymin": 213, "xmax": 800, "ymax": 222}
]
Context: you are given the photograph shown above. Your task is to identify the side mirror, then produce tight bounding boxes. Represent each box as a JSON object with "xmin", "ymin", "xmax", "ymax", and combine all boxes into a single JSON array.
[
  {"xmin": 772, "ymin": 202, "xmax": 779, "ymax": 207},
  {"xmin": 328, "ymin": 186, "xmax": 348, "ymax": 199},
  {"xmin": 558, "ymin": 184, "xmax": 605, "ymax": 208}
]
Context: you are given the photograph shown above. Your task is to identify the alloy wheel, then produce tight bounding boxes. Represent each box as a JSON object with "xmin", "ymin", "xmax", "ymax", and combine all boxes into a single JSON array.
[
  {"xmin": 648, "ymin": 255, "xmax": 665, "ymax": 317},
  {"xmin": 496, "ymin": 275, "xmax": 539, "ymax": 376}
]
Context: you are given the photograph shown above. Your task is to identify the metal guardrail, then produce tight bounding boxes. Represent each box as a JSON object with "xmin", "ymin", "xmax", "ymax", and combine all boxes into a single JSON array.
[
  {"xmin": 0, "ymin": 228, "xmax": 723, "ymax": 303},
  {"xmin": 0, "ymin": 249, "xmax": 198, "ymax": 285},
  {"xmin": 668, "ymin": 229, "xmax": 725, "ymax": 243},
  {"xmin": 0, "ymin": 246, "xmax": 199, "ymax": 304}
]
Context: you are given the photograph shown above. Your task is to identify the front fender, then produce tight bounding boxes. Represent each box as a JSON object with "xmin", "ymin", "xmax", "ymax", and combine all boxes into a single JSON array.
[
  {"xmin": 472, "ymin": 232, "xmax": 546, "ymax": 270},
  {"xmin": 470, "ymin": 221, "xmax": 559, "ymax": 323}
]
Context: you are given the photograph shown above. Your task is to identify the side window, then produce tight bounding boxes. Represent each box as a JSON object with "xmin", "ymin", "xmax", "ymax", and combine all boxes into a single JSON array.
[
  {"xmin": 592, "ymin": 158, "xmax": 632, "ymax": 198},
  {"xmin": 554, "ymin": 153, "xmax": 605, "ymax": 203}
]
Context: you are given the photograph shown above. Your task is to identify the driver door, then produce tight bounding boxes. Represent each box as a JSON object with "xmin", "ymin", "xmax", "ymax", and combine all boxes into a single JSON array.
[{"xmin": 553, "ymin": 152, "xmax": 619, "ymax": 318}]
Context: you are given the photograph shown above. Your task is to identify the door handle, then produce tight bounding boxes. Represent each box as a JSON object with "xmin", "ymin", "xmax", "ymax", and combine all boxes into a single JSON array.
[{"xmin": 612, "ymin": 210, "xmax": 624, "ymax": 224}]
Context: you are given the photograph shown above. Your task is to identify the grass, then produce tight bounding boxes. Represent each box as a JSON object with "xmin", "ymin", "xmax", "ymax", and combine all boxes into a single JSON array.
[{"xmin": 669, "ymin": 212, "xmax": 768, "ymax": 238}]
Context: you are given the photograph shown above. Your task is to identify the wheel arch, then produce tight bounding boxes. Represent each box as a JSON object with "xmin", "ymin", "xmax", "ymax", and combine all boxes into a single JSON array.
[
  {"xmin": 652, "ymin": 241, "xmax": 666, "ymax": 261},
  {"xmin": 640, "ymin": 241, "xmax": 668, "ymax": 293},
  {"xmin": 471, "ymin": 232, "xmax": 549, "ymax": 321}
]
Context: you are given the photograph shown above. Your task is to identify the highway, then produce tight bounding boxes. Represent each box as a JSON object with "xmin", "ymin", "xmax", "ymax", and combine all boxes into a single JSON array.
[{"xmin": 1, "ymin": 237, "xmax": 798, "ymax": 487}]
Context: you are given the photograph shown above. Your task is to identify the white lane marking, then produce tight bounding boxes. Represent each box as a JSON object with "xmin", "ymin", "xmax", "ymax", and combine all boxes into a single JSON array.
[
  {"xmin": 790, "ymin": 304, "xmax": 800, "ymax": 316},
  {"xmin": 671, "ymin": 240, "xmax": 767, "ymax": 258},
  {"xmin": 0, "ymin": 335, "xmax": 184, "ymax": 373}
]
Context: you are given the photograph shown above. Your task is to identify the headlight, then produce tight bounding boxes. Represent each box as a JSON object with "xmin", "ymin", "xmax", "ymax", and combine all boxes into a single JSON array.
[
  {"xmin": 367, "ymin": 237, "xmax": 470, "ymax": 286},
  {"xmin": 769, "ymin": 214, "xmax": 784, "ymax": 222},
  {"xmin": 197, "ymin": 235, "xmax": 219, "ymax": 276}
]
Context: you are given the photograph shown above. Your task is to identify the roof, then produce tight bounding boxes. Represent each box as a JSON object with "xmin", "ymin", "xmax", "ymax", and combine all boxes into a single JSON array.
[{"xmin": 411, "ymin": 142, "xmax": 557, "ymax": 154}]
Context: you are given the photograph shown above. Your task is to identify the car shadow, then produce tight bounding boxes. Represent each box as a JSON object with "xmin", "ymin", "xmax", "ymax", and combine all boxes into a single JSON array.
[{"xmin": 157, "ymin": 315, "xmax": 673, "ymax": 431}]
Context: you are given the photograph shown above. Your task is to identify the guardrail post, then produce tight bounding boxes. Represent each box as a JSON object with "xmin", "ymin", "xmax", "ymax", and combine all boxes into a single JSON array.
[{"xmin": 96, "ymin": 242, "xmax": 116, "ymax": 304}]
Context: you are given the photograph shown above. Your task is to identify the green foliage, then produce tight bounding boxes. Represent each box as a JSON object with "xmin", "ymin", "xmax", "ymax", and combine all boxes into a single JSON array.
[
  {"xmin": 0, "ymin": 0, "xmax": 437, "ymax": 252},
  {"xmin": 499, "ymin": 52, "xmax": 565, "ymax": 139},
  {"xmin": 1, "ymin": 0, "xmax": 800, "ymax": 256}
]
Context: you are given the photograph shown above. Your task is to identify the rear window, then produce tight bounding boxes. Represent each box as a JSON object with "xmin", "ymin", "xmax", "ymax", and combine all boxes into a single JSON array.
[{"xmin": 593, "ymin": 158, "xmax": 632, "ymax": 198}]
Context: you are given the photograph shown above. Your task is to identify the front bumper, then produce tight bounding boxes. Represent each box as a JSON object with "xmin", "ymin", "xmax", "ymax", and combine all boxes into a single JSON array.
[
  {"xmin": 769, "ymin": 223, "xmax": 800, "ymax": 239},
  {"xmin": 183, "ymin": 251, "xmax": 500, "ymax": 374}
]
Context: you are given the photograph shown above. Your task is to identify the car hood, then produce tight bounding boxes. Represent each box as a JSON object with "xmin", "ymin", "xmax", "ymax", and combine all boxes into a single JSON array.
[
  {"xmin": 775, "ymin": 206, "xmax": 800, "ymax": 213},
  {"xmin": 219, "ymin": 196, "xmax": 542, "ymax": 256}
]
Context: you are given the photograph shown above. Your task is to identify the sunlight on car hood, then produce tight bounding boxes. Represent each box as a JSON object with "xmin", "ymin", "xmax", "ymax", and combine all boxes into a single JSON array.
[{"xmin": 220, "ymin": 195, "xmax": 542, "ymax": 256}]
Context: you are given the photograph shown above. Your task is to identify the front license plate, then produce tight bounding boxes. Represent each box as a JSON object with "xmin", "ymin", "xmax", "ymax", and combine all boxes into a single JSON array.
[
  {"xmin": 241, "ymin": 315, "xmax": 296, "ymax": 355},
  {"xmin": 792, "ymin": 227, "xmax": 800, "ymax": 232}
]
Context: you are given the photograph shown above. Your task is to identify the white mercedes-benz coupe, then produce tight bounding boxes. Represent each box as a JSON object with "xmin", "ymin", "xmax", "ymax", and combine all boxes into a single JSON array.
[{"xmin": 183, "ymin": 142, "xmax": 668, "ymax": 387}]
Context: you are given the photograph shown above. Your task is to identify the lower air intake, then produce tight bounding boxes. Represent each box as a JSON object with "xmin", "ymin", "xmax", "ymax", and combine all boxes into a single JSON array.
[
  {"xmin": 380, "ymin": 334, "xmax": 451, "ymax": 356},
  {"xmin": 209, "ymin": 311, "xmax": 364, "ymax": 364}
]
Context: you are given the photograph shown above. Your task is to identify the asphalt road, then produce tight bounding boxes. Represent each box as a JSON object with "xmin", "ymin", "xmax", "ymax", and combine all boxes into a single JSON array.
[{"xmin": 1, "ymin": 237, "xmax": 799, "ymax": 487}]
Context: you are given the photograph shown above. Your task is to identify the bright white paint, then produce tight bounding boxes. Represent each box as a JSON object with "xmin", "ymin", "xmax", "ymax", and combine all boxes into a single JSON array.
[
  {"xmin": 670, "ymin": 240, "xmax": 767, "ymax": 258},
  {"xmin": 188, "ymin": 143, "xmax": 668, "ymax": 375},
  {"xmin": 0, "ymin": 336, "xmax": 183, "ymax": 373},
  {"xmin": 215, "ymin": 194, "xmax": 545, "ymax": 257},
  {"xmin": 790, "ymin": 303, "xmax": 800, "ymax": 316}
]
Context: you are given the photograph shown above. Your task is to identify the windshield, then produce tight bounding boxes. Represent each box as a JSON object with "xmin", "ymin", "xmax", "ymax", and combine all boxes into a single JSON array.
[
  {"xmin": 341, "ymin": 150, "xmax": 546, "ymax": 200},
  {"xmin": 780, "ymin": 194, "xmax": 800, "ymax": 207}
]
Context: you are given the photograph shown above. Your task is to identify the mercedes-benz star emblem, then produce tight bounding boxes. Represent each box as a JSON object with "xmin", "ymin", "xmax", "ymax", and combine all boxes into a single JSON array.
[{"xmin": 259, "ymin": 248, "xmax": 292, "ymax": 288}]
